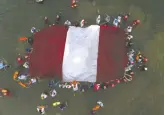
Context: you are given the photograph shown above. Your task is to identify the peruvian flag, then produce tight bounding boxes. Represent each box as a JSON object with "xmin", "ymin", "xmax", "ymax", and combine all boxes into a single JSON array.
[{"xmin": 29, "ymin": 25, "xmax": 127, "ymax": 82}]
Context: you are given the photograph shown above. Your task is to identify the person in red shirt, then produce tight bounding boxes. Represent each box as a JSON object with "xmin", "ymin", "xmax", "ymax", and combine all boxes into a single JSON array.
[
  {"xmin": 132, "ymin": 20, "xmax": 140, "ymax": 27},
  {"xmin": 17, "ymin": 54, "xmax": 24, "ymax": 66},
  {"xmin": 71, "ymin": 0, "xmax": 78, "ymax": 8},
  {"xmin": 142, "ymin": 57, "xmax": 148, "ymax": 63},
  {"xmin": 123, "ymin": 13, "xmax": 130, "ymax": 22},
  {"xmin": 93, "ymin": 83, "xmax": 100, "ymax": 91},
  {"xmin": 115, "ymin": 79, "xmax": 121, "ymax": 84},
  {"xmin": 109, "ymin": 81, "xmax": 115, "ymax": 88}
]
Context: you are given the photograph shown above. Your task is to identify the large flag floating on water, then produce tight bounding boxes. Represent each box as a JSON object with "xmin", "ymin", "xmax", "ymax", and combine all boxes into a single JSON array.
[{"xmin": 29, "ymin": 25, "xmax": 127, "ymax": 82}]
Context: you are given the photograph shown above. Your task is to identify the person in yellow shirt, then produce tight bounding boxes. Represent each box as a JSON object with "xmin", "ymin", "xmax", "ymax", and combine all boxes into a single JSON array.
[
  {"xmin": 13, "ymin": 71, "xmax": 19, "ymax": 81},
  {"xmin": 52, "ymin": 101, "xmax": 61, "ymax": 107}
]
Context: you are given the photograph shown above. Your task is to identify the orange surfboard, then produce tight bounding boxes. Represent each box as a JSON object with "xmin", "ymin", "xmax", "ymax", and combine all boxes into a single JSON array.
[
  {"xmin": 18, "ymin": 82, "xmax": 27, "ymax": 88},
  {"xmin": 92, "ymin": 105, "xmax": 101, "ymax": 111},
  {"xmin": 18, "ymin": 37, "xmax": 28, "ymax": 41}
]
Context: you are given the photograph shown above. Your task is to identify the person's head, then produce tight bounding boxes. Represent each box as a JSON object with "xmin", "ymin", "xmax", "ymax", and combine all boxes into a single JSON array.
[
  {"xmin": 44, "ymin": 16, "xmax": 48, "ymax": 20},
  {"xmin": 143, "ymin": 57, "xmax": 148, "ymax": 62},
  {"xmin": 110, "ymin": 83, "xmax": 115, "ymax": 87},
  {"xmin": 124, "ymin": 15, "xmax": 128, "ymax": 18},
  {"xmin": 129, "ymin": 35, "xmax": 133, "ymax": 38},
  {"xmin": 56, "ymin": 15, "xmax": 59, "ymax": 19},
  {"xmin": 116, "ymin": 79, "xmax": 120, "ymax": 83},
  {"xmin": 131, "ymin": 61, "xmax": 134, "ymax": 65},
  {"xmin": 81, "ymin": 89, "xmax": 85, "ymax": 92},
  {"xmin": 137, "ymin": 20, "xmax": 140, "ymax": 23},
  {"xmin": 39, "ymin": 109, "xmax": 42, "ymax": 114},
  {"xmin": 130, "ymin": 72, "xmax": 134, "ymax": 75},
  {"xmin": 127, "ymin": 26, "xmax": 131, "ymax": 29},
  {"xmin": 144, "ymin": 67, "xmax": 148, "ymax": 71},
  {"xmin": 103, "ymin": 86, "xmax": 107, "ymax": 89},
  {"xmin": 18, "ymin": 57, "xmax": 21, "ymax": 61}
]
